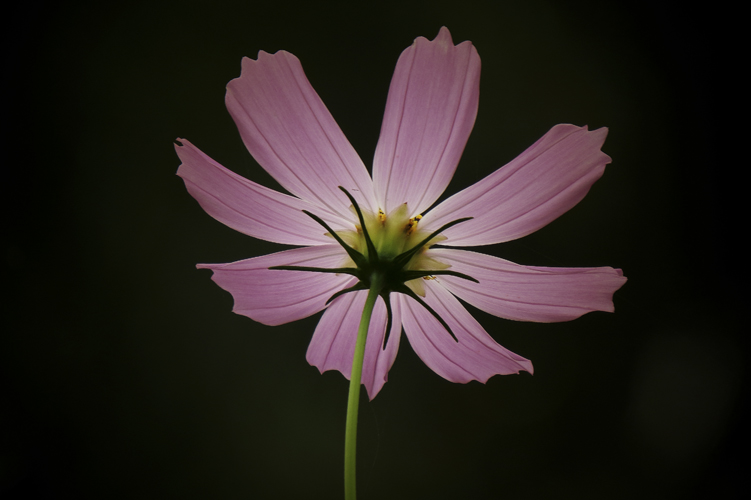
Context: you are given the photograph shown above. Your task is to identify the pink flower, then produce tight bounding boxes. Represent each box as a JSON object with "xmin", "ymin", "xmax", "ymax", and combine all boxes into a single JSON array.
[{"xmin": 176, "ymin": 27, "xmax": 626, "ymax": 399}]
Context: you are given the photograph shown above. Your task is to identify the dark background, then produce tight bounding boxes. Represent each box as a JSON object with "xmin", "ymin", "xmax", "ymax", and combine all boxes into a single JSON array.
[{"xmin": 3, "ymin": 1, "xmax": 745, "ymax": 499}]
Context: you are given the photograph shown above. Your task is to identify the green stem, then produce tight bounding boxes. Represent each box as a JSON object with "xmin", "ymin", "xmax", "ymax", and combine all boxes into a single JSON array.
[{"xmin": 344, "ymin": 272, "xmax": 384, "ymax": 500}]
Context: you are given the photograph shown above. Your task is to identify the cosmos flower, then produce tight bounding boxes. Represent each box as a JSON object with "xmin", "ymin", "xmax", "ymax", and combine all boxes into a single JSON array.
[{"xmin": 176, "ymin": 27, "xmax": 626, "ymax": 399}]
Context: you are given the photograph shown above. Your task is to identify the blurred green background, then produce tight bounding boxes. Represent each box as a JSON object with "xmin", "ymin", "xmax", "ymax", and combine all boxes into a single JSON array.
[{"xmin": 3, "ymin": 0, "xmax": 744, "ymax": 498}]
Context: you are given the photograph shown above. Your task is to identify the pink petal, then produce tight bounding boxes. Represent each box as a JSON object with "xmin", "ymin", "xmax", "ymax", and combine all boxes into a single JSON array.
[
  {"xmin": 398, "ymin": 283, "xmax": 532, "ymax": 384},
  {"xmin": 197, "ymin": 245, "xmax": 354, "ymax": 326},
  {"xmin": 372, "ymin": 27, "xmax": 480, "ymax": 215},
  {"xmin": 176, "ymin": 139, "xmax": 336, "ymax": 245},
  {"xmin": 424, "ymin": 124, "xmax": 611, "ymax": 246},
  {"xmin": 307, "ymin": 291, "xmax": 402, "ymax": 400},
  {"xmin": 432, "ymin": 248, "xmax": 627, "ymax": 322},
  {"xmin": 225, "ymin": 50, "xmax": 378, "ymax": 218}
]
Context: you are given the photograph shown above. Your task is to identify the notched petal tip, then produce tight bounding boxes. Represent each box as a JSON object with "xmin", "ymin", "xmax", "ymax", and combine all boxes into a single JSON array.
[
  {"xmin": 224, "ymin": 45, "xmax": 378, "ymax": 216},
  {"xmin": 232, "ymin": 50, "xmax": 295, "ymax": 77},
  {"xmin": 421, "ymin": 26, "xmax": 453, "ymax": 45},
  {"xmin": 428, "ymin": 26, "xmax": 466, "ymax": 46},
  {"xmin": 373, "ymin": 25, "xmax": 480, "ymax": 215}
]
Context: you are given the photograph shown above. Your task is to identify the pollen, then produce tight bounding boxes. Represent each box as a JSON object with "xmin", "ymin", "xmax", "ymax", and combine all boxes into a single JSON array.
[
  {"xmin": 406, "ymin": 214, "xmax": 423, "ymax": 235},
  {"xmin": 378, "ymin": 209, "xmax": 386, "ymax": 223}
]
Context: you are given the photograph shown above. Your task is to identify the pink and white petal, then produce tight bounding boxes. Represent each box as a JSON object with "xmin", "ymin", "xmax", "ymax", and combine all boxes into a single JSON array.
[
  {"xmin": 176, "ymin": 139, "xmax": 335, "ymax": 246},
  {"xmin": 197, "ymin": 245, "xmax": 354, "ymax": 326},
  {"xmin": 398, "ymin": 283, "xmax": 532, "ymax": 384},
  {"xmin": 372, "ymin": 27, "xmax": 480, "ymax": 215},
  {"xmin": 424, "ymin": 124, "xmax": 611, "ymax": 246},
  {"xmin": 432, "ymin": 248, "xmax": 627, "ymax": 322},
  {"xmin": 307, "ymin": 291, "xmax": 402, "ymax": 400},
  {"xmin": 225, "ymin": 50, "xmax": 377, "ymax": 219}
]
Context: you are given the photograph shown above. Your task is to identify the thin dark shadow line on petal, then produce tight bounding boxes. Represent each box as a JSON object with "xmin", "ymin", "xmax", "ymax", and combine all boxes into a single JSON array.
[{"xmin": 401, "ymin": 294, "xmax": 475, "ymax": 380}]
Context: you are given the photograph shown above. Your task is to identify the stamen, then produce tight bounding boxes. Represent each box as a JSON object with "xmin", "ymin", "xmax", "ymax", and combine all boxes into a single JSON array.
[{"xmin": 405, "ymin": 214, "xmax": 422, "ymax": 235}]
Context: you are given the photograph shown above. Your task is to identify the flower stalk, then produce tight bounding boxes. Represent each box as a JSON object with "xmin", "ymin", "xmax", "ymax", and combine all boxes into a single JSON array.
[{"xmin": 344, "ymin": 271, "xmax": 384, "ymax": 500}]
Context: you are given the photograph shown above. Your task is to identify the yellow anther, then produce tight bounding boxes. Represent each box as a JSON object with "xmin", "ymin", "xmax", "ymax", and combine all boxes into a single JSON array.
[
  {"xmin": 423, "ymin": 275, "xmax": 437, "ymax": 280},
  {"xmin": 378, "ymin": 209, "xmax": 386, "ymax": 223},
  {"xmin": 405, "ymin": 214, "xmax": 423, "ymax": 235}
]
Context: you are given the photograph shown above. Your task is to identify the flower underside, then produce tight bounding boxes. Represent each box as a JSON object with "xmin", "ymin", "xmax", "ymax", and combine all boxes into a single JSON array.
[{"xmin": 271, "ymin": 187, "xmax": 477, "ymax": 347}]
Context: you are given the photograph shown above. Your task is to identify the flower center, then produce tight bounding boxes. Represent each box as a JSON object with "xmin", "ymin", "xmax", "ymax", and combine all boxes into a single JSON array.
[
  {"xmin": 270, "ymin": 186, "xmax": 478, "ymax": 345},
  {"xmin": 337, "ymin": 203, "xmax": 450, "ymax": 297}
]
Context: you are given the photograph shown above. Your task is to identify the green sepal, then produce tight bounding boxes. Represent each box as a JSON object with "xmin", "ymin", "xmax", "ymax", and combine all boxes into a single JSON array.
[
  {"xmin": 339, "ymin": 186, "xmax": 378, "ymax": 262},
  {"xmin": 302, "ymin": 210, "xmax": 368, "ymax": 269},
  {"xmin": 380, "ymin": 292, "xmax": 394, "ymax": 350},
  {"xmin": 393, "ymin": 284, "xmax": 458, "ymax": 343}
]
